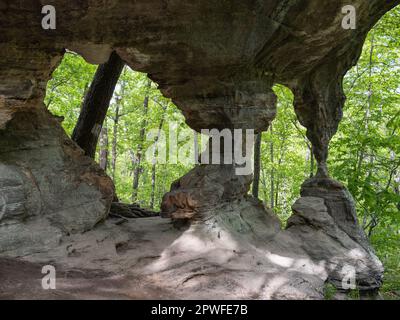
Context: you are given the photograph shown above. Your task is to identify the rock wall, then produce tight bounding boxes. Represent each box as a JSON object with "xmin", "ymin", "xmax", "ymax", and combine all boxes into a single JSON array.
[{"xmin": 0, "ymin": 101, "xmax": 114, "ymax": 255}]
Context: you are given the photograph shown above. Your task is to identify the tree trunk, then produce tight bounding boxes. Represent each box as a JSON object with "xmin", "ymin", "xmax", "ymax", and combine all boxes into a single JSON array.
[
  {"xmin": 132, "ymin": 79, "xmax": 151, "ymax": 202},
  {"xmin": 270, "ymin": 125, "xmax": 275, "ymax": 209},
  {"xmin": 260, "ymin": 165, "xmax": 268, "ymax": 204},
  {"xmin": 395, "ymin": 184, "xmax": 400, "ymax": 211},
  {"xmin": 111, "ymin": 103, "xmax": 120, "ymax": 181},
  {"xmin": 71, "ymin": 51, "xmax": 125, "ymax": 158},
  {"xmin": 310, "ymin": 145, "xmax": 315, "ymax": 178},
  {"xmin": 110, "ymin": 72, "xmax": 128, "ymax": 181},
  {"xmin": 150, "ymin": 104, "xmax": 167, "ymax": 209},
  {"xmin": 360, "ymin": 36, "xmax": 375, "ymax": 228},
  {"xmin": 356, "ymin": 36, "xmax": 375, "ymax": 177},
  {"xmin": 194, "ymin": 131, "xmax": 200, "ymax": 165},
  {"xmin": 252, "ymin": 133, "xmax": 262, "ymax": 198},
  {"xmin": 274, "ymin": 142, "xmax": 285, "ymax": 209},
  {"xmin": 98, "ymin": 124, "xmax": 109, "ymax": 171},
  {"xmin": 394, "ymin": 161, "xmax": 400, "ymax": 211}
]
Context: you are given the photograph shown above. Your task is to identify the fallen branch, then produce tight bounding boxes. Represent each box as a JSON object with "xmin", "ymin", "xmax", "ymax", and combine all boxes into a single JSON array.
[{"xmin": 109, "ymin": 202, "xmax": 159, "ymax": 219}]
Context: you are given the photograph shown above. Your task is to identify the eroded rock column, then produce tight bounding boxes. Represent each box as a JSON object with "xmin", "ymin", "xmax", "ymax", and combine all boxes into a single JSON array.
[
  {"xmin": 288, "ymin": 63, "xmax": 384, "ymax": 295},
  {"xmin": 161, "ymin": 73, "xmax": 277, "ymax": 220},
  {"xmin": 291, "ymin": 63, "xmax": 346, "ymax": 178}
]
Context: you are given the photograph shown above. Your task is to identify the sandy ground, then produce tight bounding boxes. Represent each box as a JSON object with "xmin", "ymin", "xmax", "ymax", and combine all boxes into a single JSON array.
[
  {"xmin": 0, "ymin": 199, "xmax": 384, "ymax": 300},
  {"xmin": 0, "ymin": 257, "xmax": 169, "ymax": 300}
]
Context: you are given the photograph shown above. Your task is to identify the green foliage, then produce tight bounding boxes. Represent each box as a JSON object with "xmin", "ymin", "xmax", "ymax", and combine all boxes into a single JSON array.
[
  {"xmin": 45, "ymin": 53, "xmax": 96, "ymax": 134},
  {"xmin": 324, "ymin": 283, "xmax": 337, "ymax": 300},
  {"xmin": 45, "ymin": 56, "xmax": 193, "ymax": 208},
  {"xmin": 259, "ymin": 85, "xmax": 309, "ymax": 222},
  {"xmin": 101, "ymin": 66, "xmax": 194, "ymax": 205}
]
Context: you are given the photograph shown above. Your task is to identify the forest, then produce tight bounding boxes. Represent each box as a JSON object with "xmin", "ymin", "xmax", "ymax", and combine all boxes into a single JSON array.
[{"xmin": 43, "ymin": 8, "xmax": 400, "ymax": 299}]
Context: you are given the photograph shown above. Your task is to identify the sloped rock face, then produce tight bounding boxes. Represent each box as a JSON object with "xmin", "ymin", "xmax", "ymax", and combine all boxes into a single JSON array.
[
  {"xmin": 161, "ymin": 164, "xmax": 253, "ymax": 220},
  {"xmin": 299, "ymin": 178, "xmax": 372, "ymax": 252},
  {"xmin": 0, "ymin": 0, "xmax": 399, "ymax": 298},
  {"xmin": 0, "ymin": 197, "xmax": 382, "ymax": 299},
  {"xmin": 0, "ymin": 103, "xmax": 114, "ymax": 255},
  {"xmin": 287, "ymin": 195, "xmax": 383, "ymax": 292}
]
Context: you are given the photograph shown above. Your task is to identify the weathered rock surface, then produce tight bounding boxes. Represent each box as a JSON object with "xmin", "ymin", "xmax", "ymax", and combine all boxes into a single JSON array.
[
  {"xmin": 300, "ymin": 178, "xmax": 372, "ymax": 252},
  {"xmin": 0, "ymin": 195, "xmax": 382, "ymax": 300},
  {"xmin": 294, "ymin": 178, "xmax": 384, "ymax": 292},
  {"xmin": 287, "ymin": 197, "xmax": 382, "ymax": 292},
  {"xmin": 161, "ymin": 164, "xmax": 253, "ymax": 220},
  {"xmin": 0, "ymin": 105, "xmax": 114, "ymax": 239}
]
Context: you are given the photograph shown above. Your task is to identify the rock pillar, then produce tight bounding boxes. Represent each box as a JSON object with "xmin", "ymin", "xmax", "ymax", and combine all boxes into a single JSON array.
[{"xmin": 161, "ymin": 73, "xmax": 277, "ymax": 220}]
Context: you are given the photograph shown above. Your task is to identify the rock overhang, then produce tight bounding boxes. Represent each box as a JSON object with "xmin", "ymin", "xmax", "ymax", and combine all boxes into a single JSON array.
[{"xmin": 1, "ymin": 1, "xmax": 398, "ymax": 99}]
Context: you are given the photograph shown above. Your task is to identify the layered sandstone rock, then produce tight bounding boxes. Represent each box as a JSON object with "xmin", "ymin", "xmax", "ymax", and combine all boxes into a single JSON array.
[{"xmin": 0, "ymin": 104, "xmax": 114, "ymax": 255}]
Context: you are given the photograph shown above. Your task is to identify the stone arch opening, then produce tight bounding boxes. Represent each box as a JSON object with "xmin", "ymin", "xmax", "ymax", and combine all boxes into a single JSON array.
[
  {"xmin": 45, "ymin": 51, "xmax": 97, "ymax": 135},
  {"xmin": 44, "ymin": 51, "xmax": 203, "ymax": 209},
  {"xmin": 252, "ymin": 84, "xmax": 311, "ymax": 223}
]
